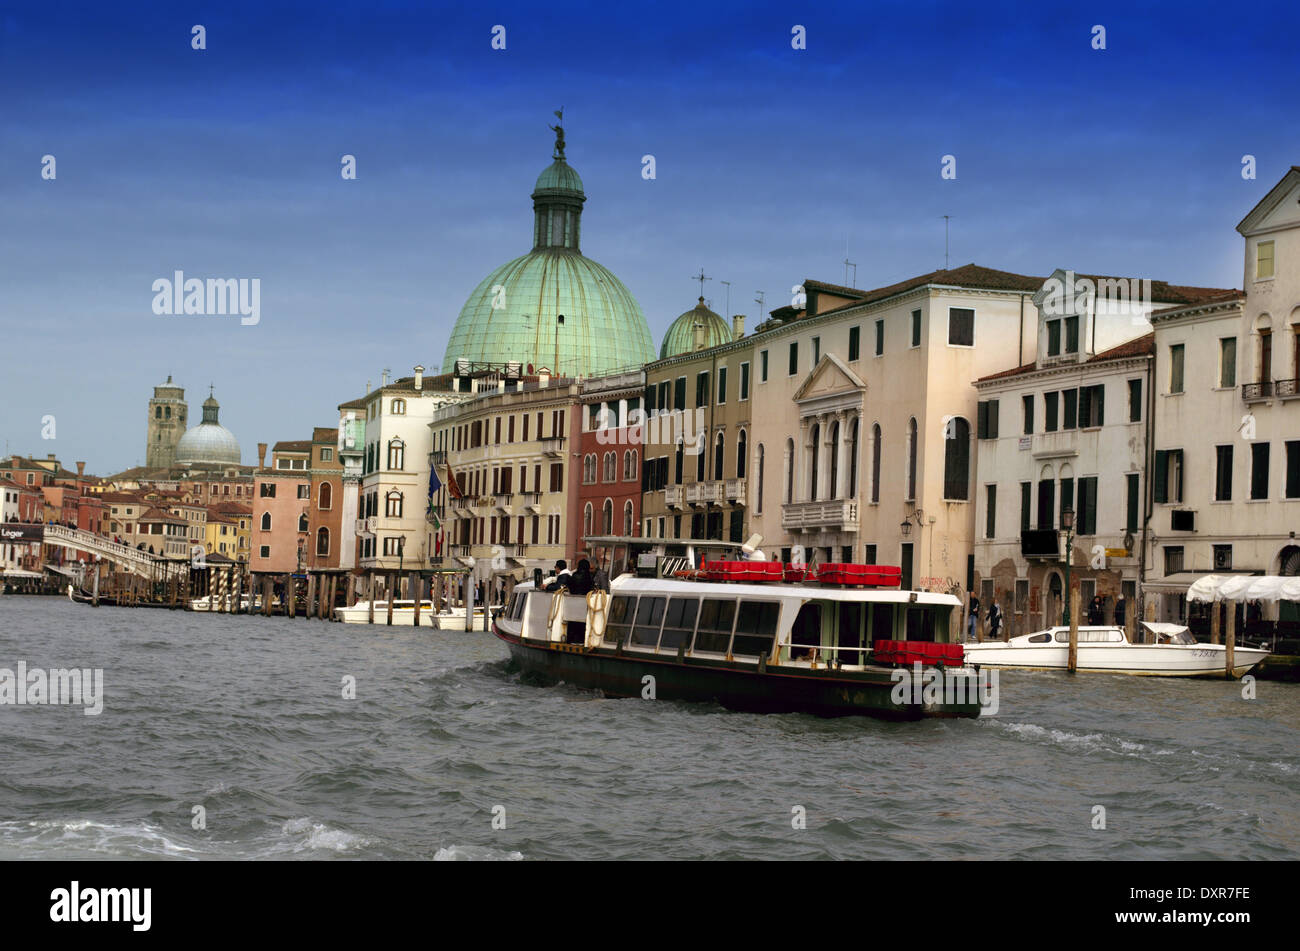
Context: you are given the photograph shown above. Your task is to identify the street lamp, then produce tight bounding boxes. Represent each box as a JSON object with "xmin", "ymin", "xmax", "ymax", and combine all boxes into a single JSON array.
[{"xmin": 1061, "ymin": 505, "xmax": 1075, "ymax": 626}]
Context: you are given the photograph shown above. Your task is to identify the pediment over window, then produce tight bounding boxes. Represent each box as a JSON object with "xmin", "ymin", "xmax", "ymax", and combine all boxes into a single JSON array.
[{"xmin": 793, "ymin": 352, "xmax": 865, "ymax": 404}]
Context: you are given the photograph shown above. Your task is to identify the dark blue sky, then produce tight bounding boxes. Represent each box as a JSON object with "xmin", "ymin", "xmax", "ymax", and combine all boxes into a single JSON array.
[{"xmin": 2, "ymin": 0, "xmax": 1297, "ymax": 473}]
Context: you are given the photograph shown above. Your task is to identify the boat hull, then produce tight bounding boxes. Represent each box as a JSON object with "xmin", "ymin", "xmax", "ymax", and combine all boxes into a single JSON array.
[
  {"xmin": 963, "ymin": 643, "xmax": 1268, "ymax": 677},
  {"xmin": 498, "ymin": 631, "xmax": 984, "ymax": 720}
]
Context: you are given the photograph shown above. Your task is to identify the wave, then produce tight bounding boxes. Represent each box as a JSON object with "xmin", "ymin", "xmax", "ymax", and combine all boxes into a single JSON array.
[{"xmin": 432, "ymin": 843, "xmax": 523, "ymax": 861}]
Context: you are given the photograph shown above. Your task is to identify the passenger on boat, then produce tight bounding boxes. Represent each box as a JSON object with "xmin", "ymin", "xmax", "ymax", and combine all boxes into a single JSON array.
[
  {"xmin": 544, "ymin": 560, "xmax": 571, "ymax": 592},
  {"xmin": 567, "ymin": 559, "xmax": 595, "ymax": 596}
]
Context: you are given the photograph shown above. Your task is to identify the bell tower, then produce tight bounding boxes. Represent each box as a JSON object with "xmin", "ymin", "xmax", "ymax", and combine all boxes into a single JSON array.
[{"xmin": 146, "ymin": 375, "xmax": 188, "ymax": 469}]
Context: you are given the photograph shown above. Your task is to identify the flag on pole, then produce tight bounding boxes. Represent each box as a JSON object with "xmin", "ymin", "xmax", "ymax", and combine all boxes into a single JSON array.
[{"xmin": 427, "ymin": 466, "xmax": 443, "ymax": 528}]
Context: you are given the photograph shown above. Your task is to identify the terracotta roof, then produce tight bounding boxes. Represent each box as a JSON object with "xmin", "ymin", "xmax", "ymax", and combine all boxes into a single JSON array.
[
  {"xmin": 272, "ymin": 441, "xmax": 312, "ymax": 453},
  {"xmin": 977, "ymin": 333, "xmax": 1155, "ymax": 383},
  {"xmin": 312, "ymin": 427, "xmax": 338, "ymax": 443}
]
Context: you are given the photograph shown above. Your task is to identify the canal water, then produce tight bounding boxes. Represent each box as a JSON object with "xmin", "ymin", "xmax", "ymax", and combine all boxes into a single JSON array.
[{"xmin": 1, "ymin": 597, "xmax": 1296, "ymax": 860}]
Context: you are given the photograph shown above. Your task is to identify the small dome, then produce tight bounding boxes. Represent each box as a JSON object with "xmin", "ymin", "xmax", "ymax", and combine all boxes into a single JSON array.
[
  {"xmin": 660, "ymin": 298, "xmax": 732, "ymax": 359},
  {"xmin": 533, "ymin": 159, "xmax": 584, "ymax": 196},
  {"xmin": 175, "ymin": 392, "xmax": 241, "ymax": 465}
]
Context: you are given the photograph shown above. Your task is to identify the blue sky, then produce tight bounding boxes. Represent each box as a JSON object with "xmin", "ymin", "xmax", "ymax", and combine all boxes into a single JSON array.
[{"xmin": 2, "ymin": 0, "xmax": 1297, "ymax": 473}]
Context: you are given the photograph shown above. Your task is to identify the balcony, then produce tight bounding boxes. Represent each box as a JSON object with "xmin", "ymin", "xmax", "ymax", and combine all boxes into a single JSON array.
[
  {"xmin": 686, "ymin": 481, "xmax": 723, "ymax": 506},
  {"xmin": 450, "ymin": 498, "xmax": 474, "ymax": 517},
  {"xmin": 664, "ymin": 485, "xmax": 684, "ymax": 508},
  {"xmin": 521, "ymin": 491, "xmax": 543, "ymax": 513},
  {"xmin": 493, "ymin": 492, "xmax": 513, "ymax": 514},
  {"xmin": 725, "ymin": 478, "xmax": 747, "ymax": 503},
  {"xmin": 431, "ymin": 450, "xmax": 448, "ymax": 466},
  {"xmin": 1242, "ymin": 381, "xmax": 1273, "ymax": 402},
  {"xmin": 781, "ymin": 499, "xmax": 859, "ymax": 533},
  {"xmin": 1020, "ymin": 529, "xmax": 1061, "ymax": 559},
  {"xmin": 540, "ymin": 436, "xmax": 564, "ymax": 457}
]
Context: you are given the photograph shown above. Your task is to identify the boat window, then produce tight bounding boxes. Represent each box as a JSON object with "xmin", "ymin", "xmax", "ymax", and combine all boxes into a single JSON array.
[
  {"xmin": 695, "ymin": 598, "xmax": 737, "ymax": 652},
  {"xmin": 1027, "ymin": 632, "xmax": 1051, "ymax": 643},
  {"xmin": 1054, "ymin": 630, "xmax": 1069, "ymax": 643},
  {"xmin": 630, "ymin": 596, "xmax": 666, "ymax": 646},
  {"xmin": 838, "ymin": 602, "xmax": 864, "ymax": 660},
  {"xmin": 732, "ymin": 601, "xmax": 780, "ymax": 657},
  {"xmin": 1171, "ymin": 630, "xmax": 1195, "ymax": 645},
  {"xmin": 904, "ymin": 606, "xmax": 936, "ymax": 641},
  {"xmin": 790, "ymin": 602, "xmax": 821, "ymax": 658},
  {"xmin": 869, "ymin": 603, "xmax": 894, "ymax": 642},
  {"xmin": 1111, "ymin": 629, "xmax": 1127, "ymax": 643},
  {"xmin": 660, "ymin": 597, "xmax": 699, "ymax": 651},
  {"xmin": 606, "ymin": 595, "xmax": 635, "ymax": 645}
]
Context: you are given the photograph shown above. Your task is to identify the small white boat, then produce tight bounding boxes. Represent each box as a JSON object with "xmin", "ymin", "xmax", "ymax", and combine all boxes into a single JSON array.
[
  {"xmin": 963, "ymin": 621, "xmax": 1268, "ymax": 677},
  {"xmin": 332, "ymin": 600, "xmax": 490, "ymax": 628},
  {"xmin": 189, "ymin": 593, "xmax": 259, "ymax": 612}
]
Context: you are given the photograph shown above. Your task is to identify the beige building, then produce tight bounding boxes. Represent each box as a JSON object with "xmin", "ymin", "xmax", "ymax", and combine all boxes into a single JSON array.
[{"xmin": 1144, "ymin": 167, "xmax": 1300, "ymax": 629}]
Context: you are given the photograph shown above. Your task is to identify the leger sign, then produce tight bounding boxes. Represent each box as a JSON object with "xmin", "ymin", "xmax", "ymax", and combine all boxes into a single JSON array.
[{"xmin": 0, "ymin": 523, "xmax": 44, "ymax": 543}]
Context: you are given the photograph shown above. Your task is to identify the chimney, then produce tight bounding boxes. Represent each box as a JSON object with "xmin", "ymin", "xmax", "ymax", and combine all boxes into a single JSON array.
[
  {"xmin": 365, "ymin": 380, "xmax": 371, "ymax": 394},
  {"xmin": 414, "ymin": 365, "xmax": 424, "ymax": 390},
  {"xmin": 76, "ymin": 461, "xmax": 85, "ymax": 479},
  {"xmin": 257, "ymin": 442, "xmax": 267, "ymax": 469},
  {"xmin": 732, "ymin": 314, "xmax": 745, "ymax": 340},
  {"xmin": 692, "ymin": 321, "xmax": 705, "ymax": 352},
  {"xmin": 452, "ymin": 377, "xmax": 460, "ymax": 392},
  {"xmin": 539, "ymin": 369, "xmax": 550, "ymax": 387},
  {"xmin": 381, "ymin": 369, "xmax": 390, "ymax": 388}
]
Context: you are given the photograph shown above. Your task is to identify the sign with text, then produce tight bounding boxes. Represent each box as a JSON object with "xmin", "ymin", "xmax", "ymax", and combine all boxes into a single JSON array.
[{"xmin": 0, "ymin": 523, "xmax": 44, "ymax": 543}]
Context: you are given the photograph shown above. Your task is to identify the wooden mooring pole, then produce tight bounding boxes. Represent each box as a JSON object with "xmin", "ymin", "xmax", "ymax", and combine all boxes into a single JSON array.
[
  {"xmin": 1225, "ymin": 599, "xmax": 1236, "ymax": 679},
  {"xmin": 1067, "ymin": 588, "xmax": 1081, "ymax": 673}
]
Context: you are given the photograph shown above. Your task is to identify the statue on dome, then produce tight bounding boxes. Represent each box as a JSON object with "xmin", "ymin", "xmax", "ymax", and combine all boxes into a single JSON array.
[{"xmin": 549, "ymin": 109, "xmax": 565, "ymax": 159}]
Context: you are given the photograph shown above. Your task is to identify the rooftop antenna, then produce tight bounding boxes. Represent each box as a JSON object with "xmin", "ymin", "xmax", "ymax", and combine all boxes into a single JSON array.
[
  {"xmin": 692, "ymin": 268, "xmax": 711, "ymax": 300},
  {"xmin": 754, "ymin": 290, "xmax": 766, "ymax": 321},
  {"xmin": 941, "ymin": 215, "xmax": 951, "ymax": 270},
  {"xmin": 843, "ymin": 258, "xmax": 857, "ymax": 288},
  {"xmin": 720, "ymin": 280, "xmax": 731, "ymax": 315}
]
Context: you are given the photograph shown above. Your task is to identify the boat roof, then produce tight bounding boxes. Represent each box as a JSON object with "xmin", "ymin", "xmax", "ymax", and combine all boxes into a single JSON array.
[
  {"xmin": 517, "ymin": 575, "xmax": 960, "ymax": 606},
  {"xmin": 1140, "ymin": 621, "xmax": 1191, "ymax": 635}
]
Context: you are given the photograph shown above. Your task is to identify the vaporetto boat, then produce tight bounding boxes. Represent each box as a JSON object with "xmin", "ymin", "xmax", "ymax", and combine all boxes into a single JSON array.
[
  {"xmin": 962, "ymin": 622, "xmax": 1269, "ymax": 677},
  {"xmin": 492, "ymin": 561, "xmax": 996, "ymax": 720}
]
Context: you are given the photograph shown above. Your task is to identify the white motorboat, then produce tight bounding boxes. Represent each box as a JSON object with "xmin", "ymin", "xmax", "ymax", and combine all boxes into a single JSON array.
[
  {"xmin": 189, "ymin": 593, "xmax": 259, "ymax": 612},
  {"xmin": 963, "ymin": 621, "xmax": 1268, "ymax": 677},
  {"xmin": 332, "ymin": 600, "xmax": 490, "ymax": 628}
]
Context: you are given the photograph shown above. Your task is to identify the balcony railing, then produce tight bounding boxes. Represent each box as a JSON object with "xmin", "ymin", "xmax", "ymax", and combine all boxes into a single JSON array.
[
  {"xmin": 1242, "ymin": 381, "xmax": 1273, "ymax": 401},
  {"xmin": 725, "ymin": 478, "xmax": 746, "ymax": 502},
  {"xmin": 664, "ymin": 485, "xmax": 684, "ymax": 508},
  {"xmin": 781, "ymin": 499, "xmax": 859, "ymax": 533},
  {"xmin": 1276, "ymin": 378, "xmax": 1300, "ymax": 399},
  {"xmin": 686, "ymin": 482, "xmax": 724, "ymax": 505},
  {"xmin": 493, "ymin": 493, "xmax": 513, "ymax": 513},
  {"xmin": 431, "ymin": 450, "xmax": 448, "ymax": 466},
  {"xmin": 521, "ymin": 491, "xmax": 543, "ymax": 512},
  {"xmin": 540, "ymin": 436, "xmax": 564, "ymax": 456}
]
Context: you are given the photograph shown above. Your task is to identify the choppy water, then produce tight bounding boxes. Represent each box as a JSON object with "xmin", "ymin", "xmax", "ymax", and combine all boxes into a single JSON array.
[{"xmin": 1, "ymin": 596, "xmax": 1297, "ymax": 860}]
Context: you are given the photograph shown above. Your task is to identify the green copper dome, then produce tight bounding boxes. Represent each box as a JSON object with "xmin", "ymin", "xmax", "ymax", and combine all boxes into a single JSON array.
[
  {"xmin": 441, "ymin": 124, "xmax": 655, "ymax": 378},
  {"xmin": 660, "ymin": 298, "xmax": 732, "ymax": 358}
]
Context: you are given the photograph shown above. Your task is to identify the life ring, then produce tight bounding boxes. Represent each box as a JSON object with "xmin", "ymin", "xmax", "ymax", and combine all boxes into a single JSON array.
[{"xmin": 586, "ymin": 589, "xmax": 609, "ymax": 645}]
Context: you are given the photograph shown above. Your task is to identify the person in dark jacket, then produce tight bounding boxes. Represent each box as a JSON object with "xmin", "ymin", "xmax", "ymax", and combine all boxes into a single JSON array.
[
  {"xmin": 567, "ymin": 559, "xmax": 595, "ymax": 596},
  {"xmin": 987, "ymin": 598, "xmax": 1003, "ymax": 640}
]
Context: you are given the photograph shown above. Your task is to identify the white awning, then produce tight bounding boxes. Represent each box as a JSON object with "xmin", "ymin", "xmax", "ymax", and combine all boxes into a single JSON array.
[
  {"xmin": 2, "ymin": 569, "xmax": 45, "ymax": 579},
  {"xmin": 1186, "ymin": 574, "xmax": 1300, "ymax": 603}
]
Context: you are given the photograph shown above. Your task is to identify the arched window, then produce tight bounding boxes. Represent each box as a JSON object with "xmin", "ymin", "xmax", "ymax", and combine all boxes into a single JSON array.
[
  {"xmin": 623, "ymin": 500, "xmax": 634, "ymax": 535},
  {"xmin": 385, "ymin": 491, "xmax": 403, "ymax": 518},
  {"xmin": 387, "ymin": 438, "xmax": 405, "ymax": 470},
  {"xmin": 316, "ymin": 527, "xmax": 329, "ymax": 556},
  {"xmin": 943, "ymin": 417, "xmax": 971, "ymax": 500},
  {"xmin": 391, "ymin": 398, "xmax": 406, "ymax": 415},
  {"xmin": 871, "ymin": 423, "xmax": 881, "ymax": 504},
  {"xmin": 784, "ymin": 438, "xmax": 795, "ymax": 504},
  {"xmin": 604, "ymin": 452, "xmax": 617, "ymax": 482},
  {"xmin": 583, "ymin": 503, "xmax": 593, "ymax": 537},
  {"xmin": 319, "ymin": 482, "xmax": 332, "ymax": 510},
  {"xmin": 756, "ymin": 444, "xmax": 765, "ymax": 514},
  {"xmin": 809, "ymin": 423, "xmax": 820, "ymax": 501},
  {"xmin": 848, "ymin": 418, "xmax": 860, "ymax": 498},
  {"xmin": 829, "ymin": 420, "xmax": 840, "ymax": 499},
  {"xmin": 602, "ymin": 498, "xmax": 613, "ymax": 534},
  {"xmin": 260, "ymin": 512, "xmax": 271, "ymax": 531},
  {"xmin": 623, "ymin": 450, "xmax": 635, "ymax": 481},
  {"xmin": 583, "ymin": 454, "xmax": 596, "ymax": 484},
  {"xmin": 736, "ymin": 430, "xmax": 747, "ymax": 479},
  {"xmin": 906, "ymin": 418, "xmax": 918, "ymax": 502},
  {"xmin": 714, "ymin": 431, "xmax": 725, "ymax": 481},
  {"xmin": 298, "ymin": 513, "xmax": 309, "ymax": 533}
]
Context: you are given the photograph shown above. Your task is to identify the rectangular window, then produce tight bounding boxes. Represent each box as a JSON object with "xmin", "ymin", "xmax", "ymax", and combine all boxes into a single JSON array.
[
  {"xmin": 1170, "ymin": 344, "xmax": 1185, "ymax": 394},
  {"xmin": 1215, "ymin": 445, "xmax": 1233, "ymax": 501},
  {"xmin": 674, "ymin": 376, "xmax": 686, "ymax": 410},
  {"xmin": 812, "ymin": 336, "xmax": 821, "ymax": 364},
  {"xmin": 1037, "ymin": 479, "xmax": 1055, "ymax": 530},
  {"xmin": 1257, "ymin": 240, "xmax": 1275, "ymax": 280},
  {"xmin": 1022, "ymin": 394, "xmax": 1034, "ymax": 434},
  {"xmin": 948, "ymin": 307, "xmax": 974, "ymax": 346},
  {"xmin": 1213, "ymin": 544, "xmax": 1233, "ymax": 570},
  {"xmin": 1044, "ymin": 391, "xmax": 1059, "ymax": 432},
  {"xmin": 1047, "ymin": 320, "xmax": 1061, "ymax": 356},
  {"xmin": 788, "ymin": 342, "xmax": 798, "ymax": 375},
  {"xmin": 696, "ymin": 371, "xmax": 710, "ymax": 409},
  {"xmin": 977, "ymin": 400, "xmax": 999, "ymax": 439},
  {"xmin": 1154, "ymin": 449, "xmax": 1184, "ymax": 504},
  {"xmin": 874, "ymin": 319, "xmax": 884, "ymax": 356},
  {"xmin": 1250, "ymin": 442, "xmax": 1270, "ymax": 500},
  {"xmin": 297, "ymin": 484, "xmax": 310, "ymax": 500},
  {"xmin": 1164, "ymin": 546, "xmax": 1184, "ymax": 574},
  {"xmin": 1062, "ymin": 388, "xmax": 1078, "ymax": 430},
  {"xmin": 760, "ymin": 350, "xmax": 768, "ymax": 382},
  {"xmin": 1064, "ymin": 315, "xmax": 1079, "ymax": 354},
  {"xmin": 1126, "ymin": 473, "xmax": 1139, "ymax": 533},
  {"xmin": 260, "ymin": 483, "xmax": 275, "ymax": 498},
  {"xmin": 985, "ymin": 484, "xmax": 996, "ymax": 539},
  {"xmin": 1287, "ymin": 441, "xmax": 1300, "ymax": 499},
  {"xmin": 1078, "ymin": 384, "xmax": 1104, "ymax": 428},
  {"xmin": 1020, "ymin": 482, "xmax": 1031, "ymax": 532},
  {"xmin": 739, "ymin": 363, "xmax": 750, "ymax": 400},
  {"xmin": 865, "ymin": 544, "xmax": 877, "ymax": 565},
  {"xmin": 1220, "ymin": 338, "xmax": 1237, "ymax": 388},
  {"xmin": 848, "ymin": 326, "xmax": 860, "ymax": 361},
  {"xmin": 1128, "ymin": 379, "xmax": 1142, "ymax": 422},
  {"xmin": 1075, "ymin": 476, "xmax": 1098, "ymax": 535},
  {"xmin": 910, "ymin": 309, "xmax": 921, "ymax": 348},
  {"xmin": 717, "ymin": 367, "xmax": 727, "ymax": 405}
]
